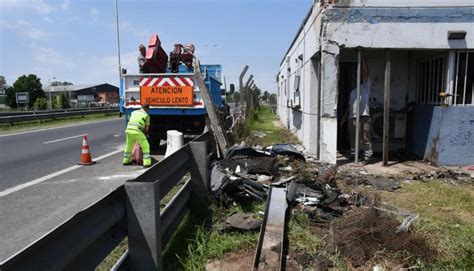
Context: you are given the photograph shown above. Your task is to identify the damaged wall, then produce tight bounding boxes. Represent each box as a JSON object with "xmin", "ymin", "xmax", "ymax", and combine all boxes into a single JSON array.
[
  {"xmin": 324, "ymin": 6, "xmax": 474, "ymax": 50},
  {"xmin": 319, "ymin": 43, "xmax": 340, "ymax": 163},
  {"xmin": 409, "ymin": 106, "xmax": 474, "ymax": 166},
  {"xmin": 277, "ymin": 1, "xmax": 474, "ymax": 164}
]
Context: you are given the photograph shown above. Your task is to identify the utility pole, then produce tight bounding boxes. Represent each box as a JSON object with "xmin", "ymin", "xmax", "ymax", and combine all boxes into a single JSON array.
[
  {"xmin": 383, "ymin": 50, "xmax": 391, "ymax": 166},
  {"xmin": 49, "ymin": 76, "xmax": 55, "ymax": 110},
  {"xmin": 115, "ymin": 0, "xmax": 122, "ymax": 82}
]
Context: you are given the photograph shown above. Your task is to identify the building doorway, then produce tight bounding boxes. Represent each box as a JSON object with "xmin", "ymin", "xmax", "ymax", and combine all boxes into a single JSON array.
[{"xmin": 337, "ymin": 62, "xmax": 357, "ymax": 153}]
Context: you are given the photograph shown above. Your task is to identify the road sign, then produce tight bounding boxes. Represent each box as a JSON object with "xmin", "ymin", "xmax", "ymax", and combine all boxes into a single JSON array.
[
  {"xmin": 139, "ymin": 77, "xmax": 194, "ymax": 106},
  {"xmin": 16, "ymin": 92, "xmax": 29, "ymax": 105}
]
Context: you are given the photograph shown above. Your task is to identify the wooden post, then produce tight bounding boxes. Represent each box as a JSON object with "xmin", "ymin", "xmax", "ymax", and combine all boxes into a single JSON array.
[
  {"xmin": 193, "ymin": 59, "xmax": 228, "ymax": 156},
  {"xmin": 383, "ymin": 49, "xmax": 391, "ymax": 166}
]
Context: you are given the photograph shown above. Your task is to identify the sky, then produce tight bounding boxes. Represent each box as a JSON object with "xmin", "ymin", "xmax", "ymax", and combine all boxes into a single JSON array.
[{"xmin": 0, "ymin": 0, "xmax": 312, "ymax": 93}]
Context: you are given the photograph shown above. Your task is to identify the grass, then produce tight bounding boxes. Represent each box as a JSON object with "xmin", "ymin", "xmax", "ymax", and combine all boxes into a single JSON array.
[
  {"xmin": 382, "ymin": 181, "xmax": 474, "ymax": 269},
  {"xmin": 243, "ymin": 106, "xmax": 299, "ymax": 146},
  {"xmin": 289, "ymin": 211, "xmax": 326, "ymax": 259},
  {"xmin": 0, "ymin": 113, "xmax": 120, "ymax": 134},
  {"xmin": 163, "ymin": 106, "xmax": 299, "ymax": 269},
  {"xmin": 97, "ymin": 106, "xmax": 304, "ymax": 270},
  {"xmin": 95, "ymin": 238, "xmax": 128, "ymax": 271},
  {"xmin": 163, "ymin": 202, "xmax": 262, "ymax": 270}
]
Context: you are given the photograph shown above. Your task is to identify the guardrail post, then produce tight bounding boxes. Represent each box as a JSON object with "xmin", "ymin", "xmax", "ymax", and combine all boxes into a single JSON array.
[
  {"xmin": 188, "ymin": 141, "xmax": 209, "ymax": 208},
  {"xmin": 125, "ymin": 181, "xmax": 162, "ymax": 270}
]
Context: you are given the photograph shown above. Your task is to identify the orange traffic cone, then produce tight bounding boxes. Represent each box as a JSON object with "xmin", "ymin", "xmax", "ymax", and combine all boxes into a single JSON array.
[{"xmin": 78, "ymin": 135, "xmax": 95, "ymax": 165}]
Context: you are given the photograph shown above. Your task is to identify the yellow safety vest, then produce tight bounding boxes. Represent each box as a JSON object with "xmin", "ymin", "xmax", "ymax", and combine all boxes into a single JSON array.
[{"xmin": 127, "ymin": 109, "xmax": 150, "ymax": 132}]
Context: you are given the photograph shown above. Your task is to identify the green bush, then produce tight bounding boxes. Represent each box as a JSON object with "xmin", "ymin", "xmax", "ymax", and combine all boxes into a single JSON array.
[
  {"xmin": 33, "ymin": 97, "xmax": 48, "ymax": 110},
  {"xmin": 54, "ymin": 93, "xmax": 69, "ymax": 109}
]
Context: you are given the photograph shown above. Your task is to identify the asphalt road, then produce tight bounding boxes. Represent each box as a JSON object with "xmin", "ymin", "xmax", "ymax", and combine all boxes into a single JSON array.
[
  {"xmin": 0, "ymin": 117, "xmax": 165, "ymax": 261},
  {"xmin": 0, "ymin": 118, "xmax": 126, "ymax": 192}
]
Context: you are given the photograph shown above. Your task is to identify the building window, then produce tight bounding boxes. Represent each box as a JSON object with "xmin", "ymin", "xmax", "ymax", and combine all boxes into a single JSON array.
[
  {"xmin": 293, "ymin": 74, "xmax": 301, "ymax": 109},
  {"xmin": 415, "ymin": 54, "xmax": 446, "ymax": 106},
  {"xmin": 453, "ymin": 51, "xmax": 473, "ymax": 106}
]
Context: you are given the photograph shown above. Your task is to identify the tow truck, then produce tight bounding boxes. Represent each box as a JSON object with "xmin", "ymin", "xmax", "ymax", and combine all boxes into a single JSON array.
[{"xmin": 119, "ymin": 33, "xmax": 225, "ymax": 148}]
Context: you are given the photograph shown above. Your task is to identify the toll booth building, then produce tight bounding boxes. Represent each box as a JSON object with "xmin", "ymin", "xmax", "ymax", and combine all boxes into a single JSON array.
[{"xmin": 277, "ymin": 1, "xmax": 474, "ymax": 166}]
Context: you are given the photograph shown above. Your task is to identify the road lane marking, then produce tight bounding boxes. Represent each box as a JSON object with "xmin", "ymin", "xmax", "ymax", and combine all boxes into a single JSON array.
[
  {"xmin": 0, "ymin": 118, "xmax": 123, "ymax": 138},
  {"xmin": 43, "ymin": 134, "xmax": 87, "ymax": 144},
  {"xmin": 0, "ymin": 148, "xmax": 123, "ymax": 197}
]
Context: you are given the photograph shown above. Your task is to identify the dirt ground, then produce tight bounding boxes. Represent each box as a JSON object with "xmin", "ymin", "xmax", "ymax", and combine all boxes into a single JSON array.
[
  {"xmin": 205, "ymin": 107, "xmax": 473, "ymax": 270},
  {"xmin": 329, "ymin": 208, "xmax": 436, "ymax": 269}
]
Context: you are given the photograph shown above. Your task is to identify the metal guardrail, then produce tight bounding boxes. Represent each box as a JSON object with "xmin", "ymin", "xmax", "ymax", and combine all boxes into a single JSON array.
[
  {"xmin": 0, "ymin": 108, "xmax": 119, "ymax": 124},
  {"xmin": 0, "ymin": 132, "xmax": 212, "ymax": 271},
  {"xmin": 0, "ymin": 107, "xmax": 119, "ymax": 117}
]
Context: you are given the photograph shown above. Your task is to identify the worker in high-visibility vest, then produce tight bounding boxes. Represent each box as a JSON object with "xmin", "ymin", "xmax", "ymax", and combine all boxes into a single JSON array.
[{"xmin": 123, "ymin": 104, "xmax": 151, "ymax": 167}]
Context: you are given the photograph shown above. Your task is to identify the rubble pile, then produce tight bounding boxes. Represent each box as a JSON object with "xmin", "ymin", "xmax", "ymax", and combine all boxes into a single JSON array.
[
  {"xmin": 208, "ymin": 142, "xmax": 435, "ymax": 269},
  {"xmin": 412, "ymin": 168, "xmax": 473, "ymax": 183},
  {"xmin": 210, "ymin": 143, "xmax": 360, "ymax": 221},
  {"xmin": 330, "ymin": 208, "xmax": 436, "ymax": 268}
]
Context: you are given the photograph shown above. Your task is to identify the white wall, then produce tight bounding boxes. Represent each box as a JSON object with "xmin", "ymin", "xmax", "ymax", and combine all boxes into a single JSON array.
[
  {"xmin": 277, "ymin": 2, "xmax": 474, "ymax": 163},
  {"xmin": 277, "ymin": 4, "xmax": 321, "ymax": 148}
]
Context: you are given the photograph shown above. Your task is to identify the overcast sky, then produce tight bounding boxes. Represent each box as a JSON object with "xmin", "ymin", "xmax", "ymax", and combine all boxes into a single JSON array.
[{"xmin": 0, "ymin": 0, "xmax": 311, "ymax": 92}]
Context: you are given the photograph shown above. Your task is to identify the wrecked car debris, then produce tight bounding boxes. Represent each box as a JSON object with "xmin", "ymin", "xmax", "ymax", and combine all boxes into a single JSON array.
[
  {"xmin": 225, "ymin": 213, "xmax": 261, "ymax": 230},
  {"xmin": 368, "ymin": 177, "xmax": 401, "ymax": 192},
  {"xmin": 225, "ymin": 145, "xmax": 273, "ymax": 159},
  {"xmin": 266, "ymin": 144, "xmax": 306, "ymax": 161},
  {"xmin": 210, "ymin": 162, "xmax": 268, "ymax": 204},
  {"xmin": 256, "ymin": 175, "xmax": 273, "ymax": 185}
]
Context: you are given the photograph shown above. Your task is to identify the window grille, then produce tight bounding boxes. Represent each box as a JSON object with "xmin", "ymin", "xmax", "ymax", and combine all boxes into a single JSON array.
[
  {"xmin": 415, "ymin": 54, "xmax": 446, "ymax": 105},
  {"xmin": 453, "ymin": 51, "xmax": 473, "ymax": 106}
]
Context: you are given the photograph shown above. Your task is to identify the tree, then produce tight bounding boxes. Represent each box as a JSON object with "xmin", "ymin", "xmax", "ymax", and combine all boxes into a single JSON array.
[
  {"xmin": 262, "ymin": 91, "xmax": 269, "ymax": 101},
  {"xmin": 0, "ymin": 75, "xmax": 5, "ymax": 94},
  {"xmin": 6, "ymin": 74, "xmax": 45, "ymax": 108},
  {"xmin": 33, "ymin": 97, "xmax": 48, "ymax": 110},
  {"xmin": 5, "ymin": 86, "xmax": 16, "ymax": 108},
  {"xmin": 54, "ymin": 92, "xmax": 70, "ymax": 109}
]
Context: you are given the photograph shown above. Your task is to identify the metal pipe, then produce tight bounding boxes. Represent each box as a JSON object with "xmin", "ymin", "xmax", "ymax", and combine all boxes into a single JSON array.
[
  {"xmin": 383, "ymin": 50, "xmax": 391, "ymax": 166},
  {"xmin": 454, "ymin": 52, "xmax": 460, "ymax": 105},
  {"xmin": 429, "ymin": 59, "xmax": 434, "ymax": 104},
  {"xmin": 441, "ymin": 55, "xmax": 446, "ymax": 105},
  {"xmin": 435, "ymin": 58, "xmax": 440, "ymax": 105},
  {"xmin": 462, "ymin": 52, "xmax": 469, "ymax": 106},
  {"xmin": 355, "ymin": 49, "xmax": 361, "ymax": 164}
]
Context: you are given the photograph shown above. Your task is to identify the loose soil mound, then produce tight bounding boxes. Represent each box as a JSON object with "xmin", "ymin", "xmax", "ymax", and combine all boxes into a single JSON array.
[{"xmin": 330, "ymin": 208, "xmax": 436, "ymax": 267}]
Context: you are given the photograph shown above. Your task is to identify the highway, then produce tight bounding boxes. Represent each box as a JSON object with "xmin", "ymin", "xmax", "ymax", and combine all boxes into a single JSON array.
[
  {"xmin": 0, "ymin": 117, "xmax": 148, "ymax": 261},
  {"xmin": 0, "ymin": 118, "xmax": 125, "ymax": 192}
]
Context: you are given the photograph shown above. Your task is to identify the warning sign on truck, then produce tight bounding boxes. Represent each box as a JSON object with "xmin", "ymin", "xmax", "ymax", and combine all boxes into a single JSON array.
[{"xmin": 139, "ymin": 77, "xmax": 194, "ymax": 106}]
